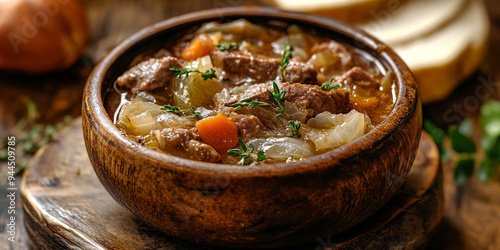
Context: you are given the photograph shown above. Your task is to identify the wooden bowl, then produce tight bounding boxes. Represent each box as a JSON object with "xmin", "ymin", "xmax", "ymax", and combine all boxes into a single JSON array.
[{"xmin": 82, "ymin": 7, "xmax": 422, "ymax": 248}]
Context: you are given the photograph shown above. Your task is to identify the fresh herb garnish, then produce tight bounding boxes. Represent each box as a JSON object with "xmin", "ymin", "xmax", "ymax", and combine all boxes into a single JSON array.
[
  {"xmin": 161, "ymin": 105, "xmax": 202, "ymax": 119},
  {"xmin": 216, "ymin": 41, "xmax": 245, "ymax": 51},
  {"xmin": 200, "ymin": 68, "xmax": 217, "ymax": 80},
  {"xmin": 189, "ymin": 107, "xmax": 203, "ymax": 119},
  {"xmin": 227, "ymin": 137, "xmax": 266, "ymax": 165},
  {"xmin": 425, "ymin": 98, "xmax": 500, "ymax": 184},
  {"xmin": 267, "ymin": 82, "xmax": 287, "ymax": 118},
  {"xmin": 277, "ymin": 41, "xmax": 294, "ymax": 79},
  {"xmin": 230, "ymin": 97, "xmax": 271, "ymax": 111},
  {"xmin": 288, "ymin": 121, "xmax": 302, "ymax": 138},
  {"xmin": 0, "ymin": 97, "xmax": 74, "ymax": 177},
  {"xmin": 321, "ymin": 77, "xmax": 340, "ymax": 91},
  {"xmin": 169, "ymin": 67, "xmax": 217, "ymax": 80},
  {"xmin": 169, "ymin": 67, "xmax": 197, "ymax": 78}
]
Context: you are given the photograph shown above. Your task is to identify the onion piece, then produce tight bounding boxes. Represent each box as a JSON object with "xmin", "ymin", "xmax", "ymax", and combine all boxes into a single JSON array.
[
  {"xmin": 304, "ymin": 110, "xmax": 367, "ymax": 150},
  {"xmin": 249, "ymin": 137, "xmax": 315, "ymax": 161}
]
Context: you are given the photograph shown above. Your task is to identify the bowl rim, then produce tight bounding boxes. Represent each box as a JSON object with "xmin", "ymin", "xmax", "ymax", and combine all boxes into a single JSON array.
[{"xmin": 85, "ymin": 6, "xmax": 418, "ymax": 177}]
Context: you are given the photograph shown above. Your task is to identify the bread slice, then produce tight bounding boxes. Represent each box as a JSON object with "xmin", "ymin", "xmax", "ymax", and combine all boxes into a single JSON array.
[
  {"xmin": 264, "ymin": 0, "xmax": 395, "ymax": 23},
  {"xmin": 360, "ymin": 0, "xmax": 467, "ymax": 45},
  {"xmin": 387, "ymin": 0, "xmax": 489, "ymax": 103}
]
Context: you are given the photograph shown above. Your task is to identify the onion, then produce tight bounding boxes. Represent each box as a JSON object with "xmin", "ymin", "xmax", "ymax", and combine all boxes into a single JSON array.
[
  {"xmin": 172, "ymin": 56, "xmax": 223, "ymax": 108},
  {"xmin": 249, "ymin": 137, "xmax": 315, "ymax": 161},
  {"xmin": 156, "ymin": 112, "xmax": 194, "ymax": 129},
  {"xmin": 197, "ymin": 19, "xmax": 268, "ymax": 40},
  {"xmin": 304, "ymin": 110, "xmax": 367, "ymax": 150},
  {"xmin": 284, "ymin": 101, "xmax": 307, "ymax": 123},
  {"xmin": 128, "ymin": 111, "xmax": 157, "ymax": 135}
]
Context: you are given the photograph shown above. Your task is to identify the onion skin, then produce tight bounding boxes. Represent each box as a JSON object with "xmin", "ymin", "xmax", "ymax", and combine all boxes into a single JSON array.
[{"xmin": 0, "ymin": 0, "xmax": 90, "ymax": 73}]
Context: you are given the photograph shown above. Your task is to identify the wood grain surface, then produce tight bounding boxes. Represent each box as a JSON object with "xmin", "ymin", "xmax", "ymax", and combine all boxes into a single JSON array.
[
  {"xmin": 21, "ymin": 119, "xmax": 441, "ymax": 249},
  {"xmin": 0, "ymin": 0, "xmax": 500, "ymax": 249}
]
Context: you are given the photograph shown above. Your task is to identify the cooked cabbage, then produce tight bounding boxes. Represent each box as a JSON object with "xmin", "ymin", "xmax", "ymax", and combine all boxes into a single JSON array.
[
  {"xmin": 172, "ymin": 55, "xmax": 223, "ymax": 109},
  {"xmin": 197, "ymin": 19, "xmax": 268, "ymax": 41},
  {"xmin": 304, "ymin": 110, "xmax": 368, "ymax": 150},
  {"xmin": 248, "ymin": 137, "xmax": 315, "ymax": 161},
  {"xmin": 117, "ymin": 100, "xmax": 194, "ymax": 137}
]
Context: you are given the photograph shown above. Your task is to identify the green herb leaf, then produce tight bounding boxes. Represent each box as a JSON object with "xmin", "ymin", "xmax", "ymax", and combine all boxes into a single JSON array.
[
  {"xmin": 449, "ymin": 126, "xmax": 477, "ymax": 154},
  {"xmin": 170, "ymin": 67, "xmax": 216, "ymax": 81},
  {"xmin": 227, "ymin": 149, "xmax": 243, "ymax": 156},
  {"xmin": 216, "ymin": 41, "xmax": 245, "ymax": 51},
  {"xmin": 201, "ymin": 68, "xmax": 217, "ymax": 80},
  {"xmin": 288, "ymin": 120, "xmax": 302, "ymax": 138},
  {"xmin": 321, "ymin": 77, "xmax": 340, "ymax": 91},
  {"xmin": 169, "ymin": 67, "xmax": 199, "ymax": 78},
  {"xmin": 423, "ymin": 119, "xmax": 449, "ymax": 161},
  {"xmin": 478, "ymin": 158, "xmax": 494, "ymax": 183},
  {"xmin": 453, "ymin": 158, "xmax": 475, "ymax": 185},
  {"xmin": 189, "ymin": 107, "xmax": 203, "ymax": 119},
  {"xmin": 480, "ymin": 99, "xmax": 500, "ymax": 161},
  {"xmin": 257, "ymin": 151, "xmax": 266, "ymax": 161},
  {"xmin": 277, "ymin": 41, "xmax": 294, "ymax": 78},
  {"xmin": 267, "ymin": 82, "xmax": 287, "ymax": 118},
  {"xmin": 161, "ymin": 105, "xmax": 202, "ymax": 118},
  {"xmin": 231, "ymin": 96, "xmax": 270, "ymax": 111},
  {"xmin": 227, "ymin": 137, "xmax": 266, "ymax": 165}
]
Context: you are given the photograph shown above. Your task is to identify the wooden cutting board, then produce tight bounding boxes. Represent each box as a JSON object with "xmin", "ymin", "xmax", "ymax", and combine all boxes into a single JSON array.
[{"xmin": 21, "ymin": 118, "xmax": 442, "ymax": 249}]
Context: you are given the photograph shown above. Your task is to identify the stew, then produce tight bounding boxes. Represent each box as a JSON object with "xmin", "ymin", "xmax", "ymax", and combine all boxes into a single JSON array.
[{"xmin": 113, "ymin": 19, "xmax": 397, "ymax": 165}]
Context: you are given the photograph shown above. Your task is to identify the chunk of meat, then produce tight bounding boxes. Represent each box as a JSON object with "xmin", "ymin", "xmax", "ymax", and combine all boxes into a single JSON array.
[
  {"xmin": 226, "ymin": 82, "xmax": 350, "ymax": 116},
  {"xmin": 159, "ymin": 127, "xmax": 221, "ymax": 163},
  {"xmin": 227, "ymin": 112, "xmax": 266, "ymax": 141},
  {"xmin": 116, "ymin": 56, "xmax": 181, "ymax": 93},
  {"xmin": 210, "ymin": 49, "xmax": 317, "ymax": 85},
  {"xmin": 335, "ymin": 66, "xmax": 380, "ymax": 89}
]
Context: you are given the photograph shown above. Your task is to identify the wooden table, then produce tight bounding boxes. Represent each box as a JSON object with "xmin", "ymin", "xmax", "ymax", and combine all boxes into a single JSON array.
[{"xmin": 1, "ymin": 0, "xmax": 500, "ymax": 249}]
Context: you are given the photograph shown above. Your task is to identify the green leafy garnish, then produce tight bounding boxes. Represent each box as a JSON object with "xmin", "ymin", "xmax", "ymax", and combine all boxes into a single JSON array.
[
  {"xmin": 216, "ymin": 41, "xmax": 245, "ymax": 51},
  {"xmin": 478, "ymin": 158, "xmax": 494, "ymax": 183},
  {"xmin": 227, "ymin": 137, "xmax": 266, "ymax": 165},
  {"xmin": 454, "ymin": 158, "xmax": 475, "ymax": 185},
  {"xmin": 161, "ymin": 105, "xmax": 202, "ymax": 119},
  {"xmin": 288, "ymin": 120, "xmax": 301, "ymax": 138},
  {"xmin": 0, "ymin": 97, "xmax": 74, "ymax": 177},
  {"xmin": 201, "ymin": 68, "xmax": 217, "ymax": 80},
  {"xmin": 169, "ymin": 67, "xmax": 197, "ymax": 78},
  {"xmin": 230, "ymin": 97, "xmax": 270, "ymax": 111},
  {"xmin": 277, "ymin": 41, "xmax": 293, "ymax": 79},
  {"xmin": 267, "ymin": 82, "xmax": 287, "ymax": 118},
  {"xmin": 480, "ymin": 99, "xmax": 500, "ymax": 162},
  {"xmin": 423, "ymin": 119, "xmax": 449, "ymax": 161},
  {"xmin": 189, "ymin": 107, "xmax": 203, "ymax": 119},
  {"xmin": 449, "ymin": 125, "xmax": 477, "ymax": 154},
  {"xmin": 321, "ymin": 77, "xmax": 340, "ymax": 91},
  {"xmin": 169, "ymin": 67, "xmax": 217, "ymax": 80}
]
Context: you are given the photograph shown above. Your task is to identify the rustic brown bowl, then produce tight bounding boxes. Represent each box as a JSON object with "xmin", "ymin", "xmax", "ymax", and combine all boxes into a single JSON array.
[{"xmin": 82, "ymin": 6, "xmax": 422, "ymax": 248}]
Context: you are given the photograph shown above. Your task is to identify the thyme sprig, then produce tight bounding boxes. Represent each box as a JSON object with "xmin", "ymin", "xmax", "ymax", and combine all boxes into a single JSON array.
[
  {"xmin": 161, "ymin": 105, "xmax": 202, "ymax": 119},
  {"xmin": 230, "ymin": 97, "xmax": 271, "ymax": 111},
  {"xmin": 321, "ymin": 77, "xmax": 340, "ymax": 91},
  {"xmin": 169, "ymin": 67, "xmax": 217, "ymax": 80},
  {"xmin": 277, "ymin": 41, "xmax": 293, "ymax": 79},
  {"xmin": 288, "ymin": 120, "xmax": 302, "ymax": 138},
  {"xmin": 227, "ymin": 137, "xmax": 266, "ymax": 165},
  {"xmin": 216, "ymin": 41, "xmax": 245, "ymax": 51},
  {"xmin": 267, "ymin": 82, "xmax": 287, "ymax": 118}
]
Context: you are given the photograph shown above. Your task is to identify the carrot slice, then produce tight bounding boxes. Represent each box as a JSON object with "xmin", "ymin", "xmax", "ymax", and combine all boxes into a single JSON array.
[
  {"xmin": 196, "ymin": 113, "xmax": 239, "ymax": 154},
  {"xmin": 180, "ymin": 33, "xmax": 219, "ymax": 61}
]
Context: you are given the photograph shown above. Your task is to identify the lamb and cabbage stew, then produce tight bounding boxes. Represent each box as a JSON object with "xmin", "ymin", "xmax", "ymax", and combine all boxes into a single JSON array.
[{"xmin": 113, "ymin": 19, "xmax": 397, "ymax": 165}]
